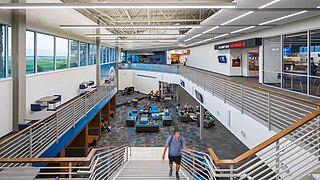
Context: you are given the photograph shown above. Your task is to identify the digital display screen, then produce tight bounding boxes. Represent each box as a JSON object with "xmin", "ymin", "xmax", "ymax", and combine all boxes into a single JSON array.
[
  {"xmin": 218, "ymin": 55, "xmax": 227, "ymax": 63},
  {"xmin": 180, "ymin": 79, "xmax": 185, "ymax": 87},
  {"xmin": 195, "ymin": 90, "xmax": 203, "ymax": 103}
]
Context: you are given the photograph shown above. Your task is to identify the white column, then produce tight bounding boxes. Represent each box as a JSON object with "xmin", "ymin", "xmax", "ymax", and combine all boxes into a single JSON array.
[
  {"xmin": 96, "ymin": 28, "xmax": 101, "ymax": 86},
  {"xmin": 12, "ymin": 0, "xmax": 26, "ymax": 131},
  {"xmin": 199, "ymin": 104, "xmax": 204, "ymax": 140}
]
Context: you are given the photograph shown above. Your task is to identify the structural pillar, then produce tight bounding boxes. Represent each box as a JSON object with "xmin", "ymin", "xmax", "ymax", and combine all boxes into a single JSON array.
[
  {"xmin": 12, "ymin": 0, "xmax": 26, "ymax": 131},
  {"xmin": 115, "ymin": 46, "xmax": 120, "ymax": 89},
  {"xmin": 96, "ymin": 28, "xmax": 101, "ymax": 86},
  {"xmin": 199, "ymin": 104, "xmax": 204, "ymax": 140}
]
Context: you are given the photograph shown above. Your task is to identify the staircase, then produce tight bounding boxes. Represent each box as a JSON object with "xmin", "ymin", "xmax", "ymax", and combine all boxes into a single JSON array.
[{"xmin": 114, "ymin": 160, "xmax": 188, "ymax": 180}]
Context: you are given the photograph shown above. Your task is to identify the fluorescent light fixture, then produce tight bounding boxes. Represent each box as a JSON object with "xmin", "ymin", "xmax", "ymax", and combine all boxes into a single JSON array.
[
  {"xmin": 193, "ymin": 33, "xmax": 202, "ymax": 39},
  {"xmin": 61, "ymin": 25, "xmax": 201, "ymax": 29},
  {"xmin": 258, "ymin": 0, "xmax": 280, "ymax": 9},
  {"xmin": 203, "ymin": 38, "xmax": 213, "ymax": 42},
  {"xmin": 230, "ymin": 26, "xmax": 255, "ymax": 34},
  {"xmin": 203, "ymin": 26, "xmax": 219, "ymax": 34},
  {"xmin": 221, "ymin": 11, "xmax": 254, "ymax": 26},
  {"xmin": 184, "ymin": 38, "xmax": 192, "ymax": 42},
  {"xmin": 317, "ymin": 6, "xmax": 320, "ymax": 8},
  {"xmin": 214, "ymin": 33, "xmax": 229, "ymax": 39},
  {"xmin": 102, "ymin": 39, "xmax": 177, "ymax": 43},
  {"xmin": 87, "ymin": 34, "xmax": 186, "ymax": 38},
  {"xmin": 0, "ymin": 3, "xmax": 237, "ymax": 9},
  {"xmin": 259, "ymin": 11, "xmax": 307, "ymax": 25}
]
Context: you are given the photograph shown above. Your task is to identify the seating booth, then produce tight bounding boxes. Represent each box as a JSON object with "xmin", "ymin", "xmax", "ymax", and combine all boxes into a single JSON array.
[{"xmin": 88, "ymin": 111, "xmax": 101, "ymax": 147}]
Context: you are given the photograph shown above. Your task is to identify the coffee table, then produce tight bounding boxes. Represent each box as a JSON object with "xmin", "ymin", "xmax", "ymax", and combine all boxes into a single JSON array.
[{"xmin": 140, "ymin": 116, "xmax": 149, "ymax": 124}]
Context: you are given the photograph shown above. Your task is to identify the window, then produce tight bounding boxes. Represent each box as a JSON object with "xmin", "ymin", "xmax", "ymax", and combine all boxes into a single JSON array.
[
  {"xmin": 8, "ymin": 26, "xmax": 11, "ymax": 77},
  {"xmin": 0, "ymin": 25, "xmax": 5, "ymax": 78},
  {"xmin": 89, "ymin": 44, "xmax": 96, "ymax": 65},
  {"xmin": 70, "ymin": 40, "xmax": 79, "ymax": 68},
  {"xmin": 37, "ymin": 33, "xmax": 54, "ymax": 72},
  {"xmin": 100, "ymin": 47, "xmax": 106, "ymax": 64},
  {"xmin": 106, "ymin": 48, "xmax": 110, "ymax": 63},
  {"xmin": 26, "ymin": 31, "xmax": 35, "ymax": 74},
  {"xmin": 56, "ymin": 37, "xmax": 68, "ymax": 70},
  {"xmin": 80, "ymin": 42, "xmax": 87, "ymax": 66}
]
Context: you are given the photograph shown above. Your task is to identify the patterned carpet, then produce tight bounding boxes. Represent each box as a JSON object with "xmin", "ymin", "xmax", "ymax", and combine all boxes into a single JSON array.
[{"xmin": 97, "ymin": 91, "xmax": 207, "ymax": 149}]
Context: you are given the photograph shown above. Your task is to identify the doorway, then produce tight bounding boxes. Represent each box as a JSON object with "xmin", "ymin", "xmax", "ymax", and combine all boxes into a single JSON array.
[{"xmin": 248, "ymin": 49, "xmax": 259, "ymax": 77}]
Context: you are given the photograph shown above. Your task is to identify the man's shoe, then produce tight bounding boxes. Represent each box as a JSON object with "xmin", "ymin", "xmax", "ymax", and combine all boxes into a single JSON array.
[
  {"xmin": 169, "ymin": 168, "xmax": 172, "ymax": 176},
  {"xmin": 176, "ymin": 172, "xmax": 180, "ymax": 180}
]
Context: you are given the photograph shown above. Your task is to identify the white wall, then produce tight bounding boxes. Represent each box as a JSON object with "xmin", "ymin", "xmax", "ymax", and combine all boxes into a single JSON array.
[
  {"xmin": 0, "ymin": 79, "xmax": 13, "ymax": 137},
  {"xmin": 119, "ymin": 69, "xmax": 180, "ymax": 94},
  {"xmin": 188, "ymin": 44, "xmax": 231, "ymax": 75},
  {"xmin": 26, "ymin": 66, "xmax": 96, "ymax": 115},
  {"xmin": 186, "ymin": 15, "xmax": 320, "ymax": 77}
]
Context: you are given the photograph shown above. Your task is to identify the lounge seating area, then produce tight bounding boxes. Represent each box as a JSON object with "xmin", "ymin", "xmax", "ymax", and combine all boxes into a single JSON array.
[{"xmin": 136, "ymin": 123, "xmax": 160, "ymax": 132}]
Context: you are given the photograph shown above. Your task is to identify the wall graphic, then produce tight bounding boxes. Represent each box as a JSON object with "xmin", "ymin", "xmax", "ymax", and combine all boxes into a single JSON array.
[{"xmin": 100, "ymin": 63, "xmax": 117, "ymax": 80}]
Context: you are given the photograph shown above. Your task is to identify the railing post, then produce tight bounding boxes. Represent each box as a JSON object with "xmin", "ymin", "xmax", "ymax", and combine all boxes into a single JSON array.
[
  {"xmin": 241, "ymin": 84, "xmax": 243, "ymax": 114},
  {"xmin": 224, "ymin": 79, "xmax": 226, "ymax": 103},
  {"xmin": 275, "ymin": 140, "xmax": 280, "ymax": 180},
  {"xmin": 268, "ymin": 92, "xmax": 271, "ymax": 131},
  {"xmin": 69, "ymin": 162, "xmax": 72, "ymax": 179},
  {"xmin": 230, "ymin": 165, "xmax": 234, "ymax": 180},
  {"xmin": 29, "ymin": 128, "xmax": 33, "ymax": 158},
  {"xmin": 212, "ymin": 76, "xmax": 215, "ymax": 95},
  {"xmin": 56, "ymin": 114, "xmax": 59, "ymax": 143},
  {"xmin": 73, "ymin": 103, "xmax": 76, "ymax": 128}
]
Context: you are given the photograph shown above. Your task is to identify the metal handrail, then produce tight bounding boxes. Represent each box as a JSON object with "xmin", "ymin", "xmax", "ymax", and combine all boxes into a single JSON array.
[{"xmin": 0, "ymin": 80, "xmax": 117, "ymax": 165}]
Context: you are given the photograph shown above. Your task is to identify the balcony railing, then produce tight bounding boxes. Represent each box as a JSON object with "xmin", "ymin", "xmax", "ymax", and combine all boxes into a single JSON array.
[{"xmin": 0, "ymin": 80, "xmax": 117, "ymax": 167}]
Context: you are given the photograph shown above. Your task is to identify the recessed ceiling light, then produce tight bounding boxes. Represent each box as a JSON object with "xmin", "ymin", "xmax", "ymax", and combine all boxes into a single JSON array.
[
  {"xmin": 221, "ymin": 11, "xmax": 254, "ymax": 26},
  {"xmin": 258, "ymin": 0, "xmax": 281, "ymax": 9},
  {"xmin": 259, "ymin": 11, "xmax": 307, "ymax": 25}
]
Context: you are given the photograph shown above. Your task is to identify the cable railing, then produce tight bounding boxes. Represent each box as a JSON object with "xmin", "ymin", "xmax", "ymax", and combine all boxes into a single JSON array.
[
  {"xmin": 207, "ymin": 109, "xmax": 320, "ymax": 179},
  {"xmin": 0, "ymin": 144, "xmax": 129, "ymax": 179},
  {"xmin": 120, "ymin": 63, "xmax": 320, "ymax": 133},
  {"xmin": 0, "ymin": 80, "xmax": 117, "ymax": 167},
  {"xmin": 181, "ymin": 149, "xmax": 217, "ymax": 180}
]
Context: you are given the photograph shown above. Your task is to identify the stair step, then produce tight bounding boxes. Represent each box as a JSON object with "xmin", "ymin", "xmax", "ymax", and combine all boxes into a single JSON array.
[{"xmin": 115, "ymin": 178, "xmax": 187, "ymax": 180}]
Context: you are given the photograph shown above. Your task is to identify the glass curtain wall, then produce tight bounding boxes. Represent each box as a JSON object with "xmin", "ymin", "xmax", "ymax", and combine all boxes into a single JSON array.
[
  {"xmin": 56, "ymin": 37, "xmax": 68, "ymax": 70},
  {"xmin": 37, "ymin": 33, "xmax": 54, "ymax": 72},
  {"xmin": 80, "ymin": 42, "xmax": 87, "ymax": 66},
  {"xmin": 0, "ymin": 25, "xmax": 5, "ymax": 78},
  {"xmin": 26, "ymin": 31, "xmax": 35, "ymax": 74},
  {"xmin": 70, "ymin": 40, "xmax": 79, "ymax": 68}
]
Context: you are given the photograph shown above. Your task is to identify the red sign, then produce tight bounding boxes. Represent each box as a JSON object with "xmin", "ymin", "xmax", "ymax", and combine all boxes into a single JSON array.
[{"xmin": 230, "ymin": 42, "xmax": 246, "ymax": 48}]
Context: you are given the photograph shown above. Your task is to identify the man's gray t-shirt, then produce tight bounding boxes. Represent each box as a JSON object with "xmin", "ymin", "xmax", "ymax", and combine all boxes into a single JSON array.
[{"xmin": 166, "ymin": 135, "xmax": 186, "ymax": 156}]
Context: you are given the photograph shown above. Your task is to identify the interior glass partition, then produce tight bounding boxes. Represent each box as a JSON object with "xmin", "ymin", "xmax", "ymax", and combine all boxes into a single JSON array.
[
  {"xmin": 310, "ymin": 29, "xmax": 320, "ymax": 96},
  {"xmin": 263, "ymin": 36, "xmax": 281, "ymax": 88},
  {"xmin": 282, "ymin": 32, "xmax": 308, "ymax": 94}
]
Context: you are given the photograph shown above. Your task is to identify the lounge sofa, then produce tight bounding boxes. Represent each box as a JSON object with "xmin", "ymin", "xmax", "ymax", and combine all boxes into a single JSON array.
[
  {"xmin": 162, "ymin": 115, "xmax": 173, "ymax": 126},
  {"xmin": 179, "ymin": 111, "xmax": 191, "ymax": 122},
  {"xmin": 126, "ymin": 116, "xmax": 137, "ymax": 126},
  {"xmin": 151, "ymin": 112, "xmax": 169, "ymax": 120},
  {"xmin": 136, "ymin": 123, "xmax": 160, "ymax": 132}
]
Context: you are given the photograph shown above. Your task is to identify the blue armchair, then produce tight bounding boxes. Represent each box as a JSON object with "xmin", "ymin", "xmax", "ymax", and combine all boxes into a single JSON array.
[
  {"xmin": 139, "ymin": 106, "xmax": 144, "ymax": 114},
  {"xmin": 129, "ymin": 110, "xmax": 138, "ymax": 117},
  {"xmin": 149, "ymin": 106, "xmax": 158, "ymax": 114},
  {"xmin": 126, "ymin": 116, "xmax": 136, "ymax": 126},
  {"xmin": 162, "ymin": 115, "xmax": 173, "ymax": 126}
]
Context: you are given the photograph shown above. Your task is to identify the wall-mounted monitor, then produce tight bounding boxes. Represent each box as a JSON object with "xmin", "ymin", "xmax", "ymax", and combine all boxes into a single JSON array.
[
  {"xmin": 195, "ymin": 90, "xmax": 203, "ymax": 103},
  {"xmin": 180, "ymin": 79, "xmax": 185, "ymax": 87},
  {"xmin": 218, "ymin": 55, "xmax": 227, "ymax": 63}
]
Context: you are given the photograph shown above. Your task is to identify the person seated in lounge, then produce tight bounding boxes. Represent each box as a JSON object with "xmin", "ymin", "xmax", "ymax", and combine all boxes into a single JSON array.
[
  {"xmin": 155, "ymin": 90, "xmax": 161, "ymax": 102},
  {"xmin": 176, "ymin": 104, "xmax": 180, "ymax": 112},
  {"xmin": 101, "ymin": 116, "xmax": 111, "ymax": 133},
  {"xmin": 147, "ymin": 90, "xmax": 154, "ymax": 100},
  {"xmin": 163, "ymin": 107, "xmax": 169, "ymax": 114}
]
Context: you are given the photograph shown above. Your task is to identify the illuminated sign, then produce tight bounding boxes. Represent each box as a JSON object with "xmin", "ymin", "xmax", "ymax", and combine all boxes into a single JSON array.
[{"xmin": 214, "ymin": 38, "xmax": 262, "ymax": 50}]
